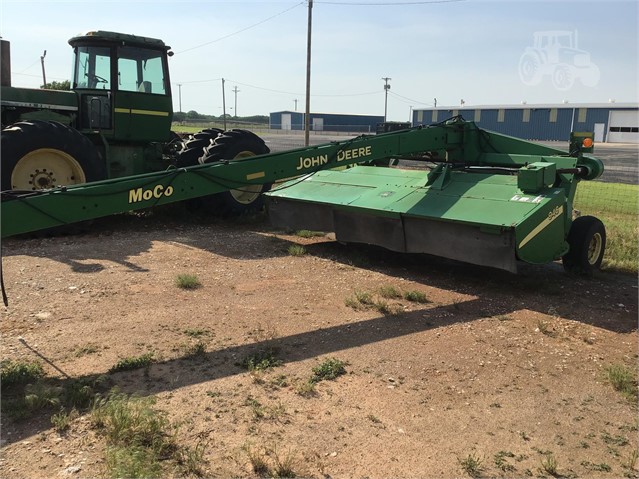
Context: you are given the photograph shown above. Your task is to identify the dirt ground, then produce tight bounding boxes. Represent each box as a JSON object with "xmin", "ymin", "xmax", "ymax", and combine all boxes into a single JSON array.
[{"xmin": 1, "ymin": 209, "xmax": 637, "ymax": 479}]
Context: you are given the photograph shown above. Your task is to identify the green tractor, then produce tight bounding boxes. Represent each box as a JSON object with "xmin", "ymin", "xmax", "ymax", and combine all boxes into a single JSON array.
[{"xmin": 0, "ymin": 31, "xmax": 269, "ymax": 214}]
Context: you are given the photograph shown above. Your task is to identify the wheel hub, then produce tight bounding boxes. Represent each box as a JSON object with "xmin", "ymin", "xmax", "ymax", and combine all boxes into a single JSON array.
[
  {"xmin": 587, "ymin": 232, "xmax": 603, "ymax": 265},
  {"xmin": 12, "ymin": 148, "xmax": 86, "ymax": 190},
  {"xmin": 31, "ymin": 169, "xmax": 57, "ymax": 189}
]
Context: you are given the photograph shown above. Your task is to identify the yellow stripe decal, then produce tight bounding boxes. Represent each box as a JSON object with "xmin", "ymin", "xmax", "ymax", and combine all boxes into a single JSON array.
[
  {"xmin": 246, "ymin": 172, "xmax": 266, "ymax": 181},
  {"xmin": 114, "ymin": 108, "xmax": 169, "ymax": 117},
  {"xmin": 519, "ymin": 208, "xmax": 563, "ymax": 249}
]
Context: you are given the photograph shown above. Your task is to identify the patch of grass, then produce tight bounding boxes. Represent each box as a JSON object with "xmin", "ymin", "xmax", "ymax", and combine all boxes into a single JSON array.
[
  {"xmin": 51, "ymin": 408, "xmax": 79, "ymax": 433},
  {"xmin": 581, "ymin": 461, "xmax": 612, "ymax": 472},
  {"xmin": 239, "ymin": 348, "xmax": 282, "ymax": 371},
  {"xmin": 74, "ymin": 344, "xmax": 100, "ymax": 357},
  {"xmin": 459, "ymin": 452, "xmax": 484, "ymax": 477},
  {"xmin": 367, "ymin": 414, "xmax": 382, "ymax": 424},
  {"xmin": 63, "ymin": 377, "xmax": 105, "ymax": 408},
  {"xmin": 245, "ymin": 444, "xmax": 270, "ymax": 476},
  {"xmin": 294, "ymin": 230, "xmax": 325, "ymax": 238},
  {"xmin": 287, "ymin": 244, "xmax": 306, "ymax": 256},
  {"xmin": 175, "ymin": 273, "xmax": 201, "ymax": 290},
  {"xmin": 1, "ymin": 359, "xmax": 44, "ymax": 387},
  {"xmin": 574, "ymin": 181, "xmax": 638, "ymax": 273},
  {"xmin": 540, "ymin": 453, "xmax": 558, "ymax": 476},
  {"xmin": 345, "ymin": 289, "xmax": 402, "ymax": 315},
  {"xmin": 537, "ymin": 319, "xmax": 555, "ymax": 336},
  {"xmin": 378, "ymin": 285, "xmax": 402, "ymax": 299},
  {"xmin": 2, "ymin": 373, "xmax": 107, "ymax": 421},
  {"xmin": 183, "ymin": 328, "xmax": 210, "ymax": 338},
  {"xmin": 355, "ymin": 290, "xmax": 374, "ymax": 305},
  {"xmin": 180, "ymin": 341, "xmax": 207, "ymax": 359},
  {"xmin": 176, "ymin": 440, "xmax": 208, "ymax": 476},
  {"xmin": 109, "ymin": 352, "xmax": 154, "ymax": 373},
  {"xmin": 601, "ymin": 431, "xmax": 629, "ymax": 447},
  {"xmin": 92, "ymin": 390, "xmax": 180, "ymax": 478},
  {"xmin": 244, "ymin": 396, "xmax": 286, "ymax": 422},
  {"xmin": 311, "ymin": 358, "xmax": 347, "ymax": 383},
  {"xmin": 494, "ymin": 450, "xmax": 516, "ymax": 472},
  {"xmin": 270, "ymin": 445, "xmax": 297, "ymax": 478},
  {"xmin": 374, "ymin": 299, "xmax": 402, "ymax": 316},
  {"xmin": 403, "ymin": 290, "xmax": 429, "ymax": 303},
  {"xmin": 604, "ymin": 364, "xmax": 638, "ymax": 402},
  {"xmin": 295, "ymin": 379, "xmax": 317, "ymax": 398}
]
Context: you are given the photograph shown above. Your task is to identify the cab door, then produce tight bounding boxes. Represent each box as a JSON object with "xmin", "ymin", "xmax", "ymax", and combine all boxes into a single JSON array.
[{"xmin": 113, "ymin": 46, "xmax": 172, "ymax": 143}]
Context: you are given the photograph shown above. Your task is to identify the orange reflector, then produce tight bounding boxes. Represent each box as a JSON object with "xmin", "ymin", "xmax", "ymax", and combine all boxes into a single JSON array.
[{"xmin": 582, "ymin": 137, "xmax": 593, "ymax": 148}]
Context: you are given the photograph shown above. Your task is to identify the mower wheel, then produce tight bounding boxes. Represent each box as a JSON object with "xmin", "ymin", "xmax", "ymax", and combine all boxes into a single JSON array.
[
  {"xmin": 1, "ymin": 120, "xmax": 105, "ymax": 192},
  {"xmin": 562, "ymin": 216, "xmax": 606, "ymax": 274}
]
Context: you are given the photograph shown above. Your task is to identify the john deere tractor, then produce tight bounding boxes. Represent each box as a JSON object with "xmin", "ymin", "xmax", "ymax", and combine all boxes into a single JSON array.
[{"xmin": 0, "ymin": 31, "xmax": 269, "ymax": 214}]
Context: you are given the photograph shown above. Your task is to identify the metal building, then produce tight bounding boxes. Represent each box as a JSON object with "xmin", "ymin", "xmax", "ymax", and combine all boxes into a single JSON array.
[
  {"xmin": 412, "ymin": 103, "xmax": 639, "ymax": 144},
  {"xmin": 270, "ymin": 111, "xmax": 384, "ymax": 133}
]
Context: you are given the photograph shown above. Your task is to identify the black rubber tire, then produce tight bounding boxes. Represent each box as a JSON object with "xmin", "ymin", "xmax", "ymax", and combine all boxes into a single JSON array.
[
  {"xmin": 562, "ymin": 215, "xmax": 606, "ymax": 274},
  {"xmin": 198, "ymin": 129, "xmax": 271, "ymax": 215},
  {"xmin": 175, "ymin": 128, "xmax": 222, "ymax": 167},
  {"xmin": 1, "ymin": 120, "xmax": 105, "ymax": 192}
]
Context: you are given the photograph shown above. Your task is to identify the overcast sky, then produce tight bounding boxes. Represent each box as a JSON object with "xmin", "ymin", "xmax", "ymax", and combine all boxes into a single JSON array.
[{"xmin": 1, "ymin": 0, "xmax": 637, "ymax": 120}]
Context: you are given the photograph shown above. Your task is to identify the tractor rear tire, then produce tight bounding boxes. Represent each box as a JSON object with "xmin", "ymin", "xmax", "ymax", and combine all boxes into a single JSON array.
[
  {"xmin": 1, "ymin": 120, "xmax": 105, "ymax": 192},
  {"xmin": 198, "ymin": 129, "xmax": 271, "ymax": 216},
  {"xmin": 175, "ymin": 128, "xmax": 223, "ymax": 167},
  {"xmin": 562, "ymin": 216, "xmax": 606, "ymax": 274}
]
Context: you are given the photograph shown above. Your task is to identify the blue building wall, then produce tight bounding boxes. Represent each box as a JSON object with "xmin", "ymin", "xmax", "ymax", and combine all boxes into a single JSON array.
[
  {"xmin": 412, "ymin": 106, "xmax": 637, "ymax": 142},
  {"xmin": 270, "ymin": 111, "xmax": 383, "ymax": 133}
]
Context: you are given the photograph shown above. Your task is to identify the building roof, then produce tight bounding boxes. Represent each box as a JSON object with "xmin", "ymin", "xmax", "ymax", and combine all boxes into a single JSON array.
[{"xmin": 414, "ymin": 102, "xmax": 639, "ymax": 111}]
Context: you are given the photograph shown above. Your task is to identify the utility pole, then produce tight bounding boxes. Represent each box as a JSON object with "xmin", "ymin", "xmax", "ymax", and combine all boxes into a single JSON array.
[
  {"xmin": 293, "ymin": 99, "xmax": 298, "ymax": 111},
  {"xmin": 177, "ymin": 84, "xmax": 182, "ymax": 113},
  {"xmin": 221, "ymin": 78, "xmax": 227, "ymax": 130},
  {"xmin": 304, "ymin": 0, "xmax": 313, "ymax": 146},
  {"xmin": 409, "ymin": 105, "xmax": 413, "ymax": 122},
  {"xmin": 40, "ymin": 50, "xmax": 47, "ymax": 88},
  {"xmin": 232, "ymin": 86, "xmax": 240, "ymax": 117},
  {"xmin": 382, "ymin": 77, "xmax": 391, "ymax": 122}
]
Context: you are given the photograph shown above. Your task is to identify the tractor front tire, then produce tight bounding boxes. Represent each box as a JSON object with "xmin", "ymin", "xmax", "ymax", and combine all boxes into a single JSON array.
[
  {"xmin": 562, "ymin": 216, "xmax": 606, "ymax": 274},
  {"xmin": 1, "ymin": 120, "xmax": 105, "ymax": 192},
  {"xmin": 199, "ymin": 129, "xmax": 271, "ymax": 216}
]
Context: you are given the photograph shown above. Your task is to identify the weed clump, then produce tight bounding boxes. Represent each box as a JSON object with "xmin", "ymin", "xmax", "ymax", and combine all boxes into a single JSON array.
[
  {"xmin": 109, "ymin": 353, "xmax": 154, "ymax": 373},
  {"xmin": 1, "ymin": 359, "xmax": 44, "ymax": 386},
  {"xmin": 175, "ymin": 273, "xmax": 201, "ymax": 290},
  {"xmin": 239, "ymin": 348, "xmax": 282, "ymax": 372},
  {"xmin": 312, "ymin": 358, "xmax": 347, "ymax": 383}
]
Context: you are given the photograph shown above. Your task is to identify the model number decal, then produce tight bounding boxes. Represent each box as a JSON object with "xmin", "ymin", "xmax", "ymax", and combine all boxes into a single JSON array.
[
  {"xmin": 128, "ymin": 184, "xmax": 174, "ymax": 203},
  {"xmin": 547, "ymin": 205, "xmax": 562, "ymax": 222},
  {"xmin": 519, "ymin": 205, "xmax": 564, "ymax": 249}
]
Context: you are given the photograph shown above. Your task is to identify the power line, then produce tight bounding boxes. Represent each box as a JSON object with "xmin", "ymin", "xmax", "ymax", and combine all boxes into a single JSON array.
[
  {"xmin": 388, "ymin": 90, "xmax": 434, "ymax": 106},
  {"xmin": 175, "ymin": 2, "xmax": 304, "ymax": 54},
  {"xmin": 316, "ymin": 0, "xmax": 465, "ymax": 4}
]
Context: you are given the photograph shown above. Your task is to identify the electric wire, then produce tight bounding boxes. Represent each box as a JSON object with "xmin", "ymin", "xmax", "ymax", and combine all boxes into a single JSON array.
[{"xmin": 174, "ymin": 2, "xmax": 305, "ymax": 54}]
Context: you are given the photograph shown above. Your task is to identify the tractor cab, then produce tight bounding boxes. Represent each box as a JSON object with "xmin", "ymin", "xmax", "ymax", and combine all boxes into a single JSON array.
[{"xmin": 69, "ymin": 31, "xmax": 174, "ymax": 142}]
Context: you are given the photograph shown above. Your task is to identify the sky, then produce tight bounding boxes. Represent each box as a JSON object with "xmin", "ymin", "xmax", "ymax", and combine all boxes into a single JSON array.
[{"xmin": 1, "ymin": 0, "xmax": 637, "ymax": 121}]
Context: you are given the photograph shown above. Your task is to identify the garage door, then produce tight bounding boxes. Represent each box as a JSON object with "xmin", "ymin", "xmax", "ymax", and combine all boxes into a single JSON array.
[{"xmin": 608, "ymin": 110, "xmax": 639, "ymax": 143}]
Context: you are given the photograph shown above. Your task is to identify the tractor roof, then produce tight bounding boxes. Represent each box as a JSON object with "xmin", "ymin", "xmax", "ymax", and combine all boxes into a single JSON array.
[{"xmin": 68, "ymin": 31, "xmax": 170, "ymax": 50}]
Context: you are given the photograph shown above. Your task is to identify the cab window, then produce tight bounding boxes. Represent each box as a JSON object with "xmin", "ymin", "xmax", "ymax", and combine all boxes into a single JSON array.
[
  {"xmin": 74, "ymin": 46, "xmax": 111, "ymax": 89},
  {"xmin": 117, "ymin": 47, "xmax": 167, "ymax": 95}
]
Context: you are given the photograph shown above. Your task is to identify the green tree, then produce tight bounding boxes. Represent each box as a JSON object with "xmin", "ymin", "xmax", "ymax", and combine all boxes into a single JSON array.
[{"xmin": 41, "ymin": 80, "xmax": 71, "ymax": 90}]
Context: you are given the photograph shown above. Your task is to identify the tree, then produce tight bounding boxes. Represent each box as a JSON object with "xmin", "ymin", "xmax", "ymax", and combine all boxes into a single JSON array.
[
  {"xmin": 186, "ymin": 110, "xmax": 205, "ymax": 120},
  {"xmin": 41, "ymin": 80, "xmax": 70, "ymax": 90}
]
